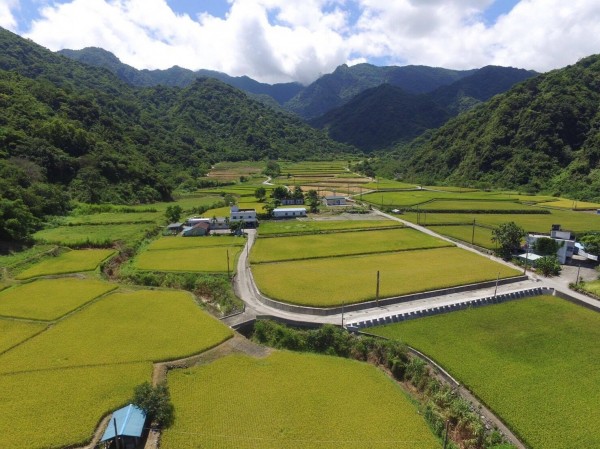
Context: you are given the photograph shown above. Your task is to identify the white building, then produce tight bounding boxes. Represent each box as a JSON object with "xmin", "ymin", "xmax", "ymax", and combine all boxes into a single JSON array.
[
  {"xmin": 230, "ymin": 205, "xmax": 258, "ymax": 227},
  {"xmin": 526, "ymin": 226, "xmax": 575, "ymax": 264},
  {"xmin": 323, "ymin": 195, "xmax": 346, "ymax": 206},
  {"xmin": 272, "ymin": 208, "xmax": 307, "ymax": 218}
]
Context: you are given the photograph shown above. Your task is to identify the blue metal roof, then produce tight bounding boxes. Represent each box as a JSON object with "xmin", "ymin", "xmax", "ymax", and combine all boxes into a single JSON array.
[{"xmin": 101, "ymin": 404, "xmax": 146, "ymax": 441}]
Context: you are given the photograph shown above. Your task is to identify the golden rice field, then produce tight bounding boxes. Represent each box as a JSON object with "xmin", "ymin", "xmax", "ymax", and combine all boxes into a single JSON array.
[
  {"xmin": 541, "ymin": 198, "xmax": 600, "ymax": 210},
  {"xmin": 161, "ymin": 352, "xmax": 440, "ymax": 449},
  {"xmin": 64, "ymin": 211, "xmax": 162, "ymax": 225},
  {"xmin": 146, "ymin": 235, "xmax": 246, "ymax": 251},
  {"xmin": 252, "ymin": 247, "xmax": 519, "ymax": 306},
  {"xmin": 258, "ymin": 219, "xmax": 399, "ymax": 235},
  {"xmin": 371, "ymin": 296, "xmax": 600, "ymax": 449},
  {"xmin": 0, "ymin": 363, "xmax": 151, "ymax": 449},
  {"xmin": 251, "ymin": 228, "xmax": 452, "ymax": 263},
  {"xmin": 428, "ymin": 225, "xmax": 495, "ymax": 249},
  {"xmin": 403, "ymin": 209, "xmax": 600, "ymax": 233},
  {"xmin": 0, "ymin": 319, "xmax": 46, "ymax": 353},
  {"xmin": 34, "ymin": 223, "xmax": 154, "ymax": 246},
  {"xmin": 0, "ymin": 278, "xmax": 117, "ymax": 320},
  {"xmin": 134, "ymin": 246, "xmax": 242, "ymax": 273},
  {"xmin": 15, "ymin": 249, "xmax": 115, "ymax": 280},
  {"xmin": 0, "ymin": 289, "xmax": 233, "ymax": 373}
]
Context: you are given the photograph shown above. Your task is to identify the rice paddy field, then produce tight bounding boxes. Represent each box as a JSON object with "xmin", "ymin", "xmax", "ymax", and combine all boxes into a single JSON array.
[
  {"xmin": 251, "ymin": 228, "xmax": 452, "ymax": 263},
  {"xmin": 370, "ymin": 296, "xmax": 600, "ymax": 449},
  {"xmin": 206, "ymin": 161, "xmax": 266, "ymax": 181},
  {"xmin": 541, "ymin": 198, "xmax": 600, "ymax": 210},
  {"xmin": 580, "ymin": 280, "xmax": 600, "ymax": 297},
  {"xmin": 0, "ymin": 278, "xmax": 117, "ymax": 320},
  {"xmin": 402, "ymin": 209, "xmax": 600, "ymax": 234},
  {"xmin": 0, "ymin": 319, "xmax": 46, "ymax": 353},
  {"xmin": 201, "ymin": 201, "xmax": 267, "ymax": 217},
  {"xmin": 146, "ymin": 235, "xmax": 246, "ymax": 251},
  {"xmin": 258, "ymin": 219, "xmax": 399, "ymax": 235},
  {"xmin": 417, "ymin": 200, "xmax": 541, "ymax": 211},
  {"xmin": 15, "ymin": 249, "xmax": 115, "ymax": 280},
  {"xmin": 428, "ymin": 225, "xmax": 496, "ymax": 249},
  {"xmin": 64, "ymin": 211, "xmax": 162, "ymax": 225},
  {"xmin": 33, "ymin": 223, "xmax": 155, "ymax": 246},
  {"xmin": 252, "ymin": 247, "xmax": 519, "ymax": 306},
  {"xmin": 362, "ymin": 179, "xmax": 417, "ymax": 190},
  {"xmin": 134, "ymin": 246, "xmax": 242, "ymax": 273},
  {"xmin": 161, "ymin": 351, "xmax": 440, "ymax": 449}
]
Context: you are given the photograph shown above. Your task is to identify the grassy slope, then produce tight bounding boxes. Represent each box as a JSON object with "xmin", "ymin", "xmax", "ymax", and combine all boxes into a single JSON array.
[{"xmin": 370, "ymin": 296, "xmax": 600, "ymax": 449}]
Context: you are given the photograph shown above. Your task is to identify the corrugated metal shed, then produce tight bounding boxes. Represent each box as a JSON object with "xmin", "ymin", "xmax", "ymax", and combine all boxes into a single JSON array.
[{"xmin": 101, "ymin": 404, "xmax": 146, "ymax": 441}]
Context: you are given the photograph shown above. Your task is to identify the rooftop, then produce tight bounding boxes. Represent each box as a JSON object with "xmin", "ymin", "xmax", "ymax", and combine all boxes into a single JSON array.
[{"xmin": 101, "ymin": 404, "xmax": 146, "ymax": 441}]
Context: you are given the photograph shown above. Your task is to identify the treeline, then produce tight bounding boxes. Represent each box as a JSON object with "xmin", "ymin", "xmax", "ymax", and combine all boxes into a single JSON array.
[
  {"xmin": 0, "ymin": 28, "xmax": 356, "ymax": 242},
  {"xmin": 252, "ymin": 320, "xmax": 515, "ymax": 449}
]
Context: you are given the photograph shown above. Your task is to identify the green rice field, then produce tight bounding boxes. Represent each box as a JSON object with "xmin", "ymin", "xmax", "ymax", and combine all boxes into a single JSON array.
[
  {"xmin": 146, "ymin": 235, "xmax": 245, "ymax": 251},
  {"xmin": 370, "ymin": 296, "xmax": 600, "ymax": 449},
  {"xmin": 258, "ymin": 219, "xmax": 399, "ymax": 235},
  {"xmin": 0, "ymin": 363, "xmax": 150, "ymax": 449},
  {"xmin": 64, "ymin": 211, "xmax": 162, "ymax": 225},
  {"xmin": 251, "ymin": 228, "xmax": 452, "ymax": 263},
  {"xmin": 0, "ymin": 319, "xmax": 46, "ymax": 353},
  {"xmin": 252, "ymin": 247, "xmax": 519, "ymax": 306},
  {"xmin": 15, "ymin": 249, "xmax": 115, "ymax": 280},
  {"xmin": 403, "ymin": 209, "xmax": 600, "ymax": 233},
  {"xmin": 417, "ymin": 200, "xmax": 540, "ymax": 211},
  {"xmin": 161, "ymin": 351, "xmax": 440, "ymax": 449},
  {"xmin": 362, "ymin": 179, "xmax": 417, "ymax": 189},
  {"xmin": 541, "ymin": 199, "xmax": 600, "ymax": 210},
  {"xmin": 34, "ymin": 223, "xmax": 155, "ymax": 246},
  {"xmin": 0, "ymin": 289, "xmax": 233, "ymax": 373},
  {"xmin": 0, "ymin": 278, "xmax": 117, "ymax": 320},
  {"xmin": 581, "ymin": 280, "xmax": 600, "ymax": 297},
  {"xmin": 428, "ymin": 225, "xmax": 495, "ymax": 249},
  {"xmin": 201, "ymin": 201, "xmax": 267, "ymax": 217},
  {"xmin": 134, "ymin": 246, "xmax": 242, "ymax": 273}
]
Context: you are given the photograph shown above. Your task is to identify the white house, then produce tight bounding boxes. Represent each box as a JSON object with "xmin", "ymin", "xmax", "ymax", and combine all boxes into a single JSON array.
[
  {"xmin": 323, "ymin": 195, "xmax": 346, "ymax": 206},
  {"xmin": 230, "ymin": 205, "xmax": 258, "ymax": 227},
  {"xmin": 526, "ymin": 226, "xmax": 575, "ymax": 264},
  {"xmin": 272, "ymin": 207, "xmax": 307, "ymax": 218}
]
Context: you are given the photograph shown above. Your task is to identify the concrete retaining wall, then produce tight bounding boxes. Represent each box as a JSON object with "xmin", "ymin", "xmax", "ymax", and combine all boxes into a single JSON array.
[{"xmin": 349, "ymin": 286, "xmax": 553, "ymax": 330}]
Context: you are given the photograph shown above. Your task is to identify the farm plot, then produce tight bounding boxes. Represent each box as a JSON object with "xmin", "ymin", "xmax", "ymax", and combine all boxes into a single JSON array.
[
  {"xmin": 148, "ymin": 195, "xmax": 224, "ymax": 212},
  {"xmin": 0, "ymin": 289, "xmax": 233, "ymax": 373},
  {"xmin": 161, "ymin": 351, "xmax": 440, "ymax": 449},
  {"xmin": 0, "ymin": 363, "xmax": 150, "ymax": 449},
  {"xmin": 416, "ymin": 200, "xmax": 541, "ymax": 212},
  {"xmin": 541, "ymin": 198, "xmax": 600, "ymax": 210},
  {"xmin": 34, "ymin": 223, "xmax": 155, "ymax": 246},
  {"xmin": 146, "ymin": 235, "xmax": 245, "ymax": 251},
  {"xmin": 135, "ymin": 246, "xmax": 242, "ymax": 273},
  {"xmin": 251, "ymin": 228, "xmax": 452, "ymax": 263},
  {"xmin": 15, "ymin": 249, "xmax": 115, "ymax": 280},
  {"xmin": 370, "ymin": 296, "xmax": 600, "ymax": 449},
  {"xmin": 259, "ymin": 219, "xmax": 398, "ymax": 235},
  {"xmin": 64, "ymin": 211, "xmax": 162, "ymax": 225},
  {"xmin": 402, "ymin": 209, "xmax": 600, "ymax": 233},
  {"xmin": 0, "ymin": 319, "xmax": 46, "ymax": 353},
  {"xmin": 428, "ymin": 225, "xmax": 495, "ymax": 249},
  {"xmin": 201, "ymin": 201, "xmax": 267, "ymax": 217},
  {"xmin": 252, "ymin": 247, "xmax": 519, "ymax": 306},
  {"xmin": 0, "ymin": 278, "xmax": 117, "ymax": 321}
]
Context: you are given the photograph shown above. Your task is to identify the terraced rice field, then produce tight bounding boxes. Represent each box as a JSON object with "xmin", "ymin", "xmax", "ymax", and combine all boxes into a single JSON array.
[
  {"xmin": 417, "ymin": 200, "xmax": 541, "ymax": 211},
  {"xmin": 0, "ymin": 319, "xmax": 46, "ymax": 353},
  {"xmin": 146, "ymin": 235, "xmax": 246, "ymax": 251},
  {"xmin": 206, "ymin": 161, "xmax": 265, "ymax": 181},
  {"xmin": 252, "ymin": 247, "xmax": 519, "ymax": 306},
  {"xmin": 201, "ymin": 201, "xmax": 267, "ymax": 217},
  {"xmin": 135, "ymin": 246, "xmax": 242, "ymax": 273},
  {"xmin": 370, "ymin": 296, "xmax": 600, "ymax": 449},
  {"xmin": 541, "ymin": 199, "xmax": 600, "ymax": 210},
  {"xmin": 34, "ymin": 223, "xmax": 155, "ymax": 246},
  {"xmin": 64, "ymin": 211, "xmax": 162, "ymax": 225},
  {"xmin": 251, "ymin": 228, "xmax": 451, "ymax": 263},
  {"xmin": 428, "ymin": 225, "xmax": 496, "ymax": 249},
  {"xmin": 0, "ymin": 278, "xmax": 117, "ymax": 320},
  {"xmin": 258, "ymin": 219, "xmax": 398, "ymax": 235},
  {"xmin": 15, "ymin": 249, "xmax": 115, "ymax": 280},
  {"xmin": 0, "ymin": 287, "xmax": 232, "ymax": 449},
  {"xmin": 162, "ymin": 351, "xmax": 440, "ymax": 449},
  {"xmin": 402, "ymin": 209, "xmax": 600, "ymax": 233}
]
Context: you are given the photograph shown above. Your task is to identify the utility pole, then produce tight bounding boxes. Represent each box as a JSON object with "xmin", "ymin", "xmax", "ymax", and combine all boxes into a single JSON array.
[
  {"xmin": 113, "ymin": 417, "xmax": 120, "ymax": 449},
  {"xmin": 376, "ymin": 270, "xmax": 380, "ymax": 306},
  {"xmin": 494, "ymin": 272, "xmax": 500, "ymax": 297},
  {"xmin": 471, "ymin": 219, "xmax": 476, "ymax": 245},
  {"xmin": 523, "ymin": 238, "xmax": 529, "ymax": 275},
  {"xmin": 226, "ymin": 249, "xmax": 231, "ymax": 279},
  {"xmin": 576, "ymin": 264, "xmax": 581, "ymax": 286},
  {"xmin": 341, "ymin": 301, "xmax": 344, "ymax": 328},
  {"xmin": 443, "ymin": 420, "xmax": 450, "ymax": 449}
]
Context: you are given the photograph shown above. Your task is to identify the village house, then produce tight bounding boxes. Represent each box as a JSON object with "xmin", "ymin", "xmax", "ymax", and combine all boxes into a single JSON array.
[
  {"xmin": 182, "ymin": 221, "xmax": 210, "ymax": 237},
  {"xmin": 272, "ymin": 207, "xmax": 307, "ymax": 218},
  {"xmin": 230, "ymin": 205, "xmax": 258, "ymax": 228},
  {"xmin": 323, "ymin": 195, "xmax": 346, "ymax": 206}
]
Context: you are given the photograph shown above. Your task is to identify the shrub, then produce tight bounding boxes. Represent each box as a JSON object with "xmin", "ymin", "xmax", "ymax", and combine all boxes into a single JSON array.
[{"xmin": 132, "ymin": 382, "xmax": 175, "ymax": 428}]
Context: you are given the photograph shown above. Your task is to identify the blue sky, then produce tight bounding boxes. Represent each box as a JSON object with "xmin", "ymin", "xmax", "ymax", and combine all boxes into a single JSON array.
[{"xmin": 1, "ymin": 0, "xmax": 598, "ymax": 84}]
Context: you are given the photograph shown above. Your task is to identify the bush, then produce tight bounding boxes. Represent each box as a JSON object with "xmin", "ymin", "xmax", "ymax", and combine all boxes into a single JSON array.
[
  {"xmin": 536, "ymin": 255, "xmax": 561, "ymax": 276},
  {"xmin": 132, "ymin": 382, "xmax": 175, "ymax": 428}
]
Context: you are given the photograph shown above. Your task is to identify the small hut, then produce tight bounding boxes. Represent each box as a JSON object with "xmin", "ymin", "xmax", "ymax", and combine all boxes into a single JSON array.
[{"xmin": 100, "ymin": 404, "xmax": 146, "ymax": 448}]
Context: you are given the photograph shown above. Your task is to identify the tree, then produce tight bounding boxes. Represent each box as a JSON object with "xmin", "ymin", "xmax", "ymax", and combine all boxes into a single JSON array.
[
  {"xmin": 533, "ymin": 237, "xmax": 562, "ymax": 256},
  {"xmin": 223, "ymin": 193, "xmax": 236, "ymax": 206},
  {"xmin": 306, "ymin": 189, "xmax": 320, "ymax": 213},
  {"xmin": 271, "ymin": 185, "xmax": 289, "ymax": 201},
  {"xmin": 263, "ymin": 160, "xmax": 280, "ymax": 177},
  {"xmin": 131, "ymin": 382, "xmax": 175, "ymax": 428},
  {"xmin": 536, "ymin": 255, "xmax": 561, "ymax": 276},
  {"xmin": 491, "ymin": 222, "xmax": 525, "ymax": 260},
  {"xmin": 165, "ymin": 204, "xmax": 183, "ymax": 223},
  {"xmin": 580, "ymin": 233, "xmax": 600, "ymax": 257},
  {"xmin": 292, "ymin": 185, "xmax": 304, "ymax": 200},
  {"xmin": 254, "ymin": 186, "xmax": 267, "ymax": 202},
  {"xmin": 0, "ymin": 198, "xmax": 38, "ymax": 242}
]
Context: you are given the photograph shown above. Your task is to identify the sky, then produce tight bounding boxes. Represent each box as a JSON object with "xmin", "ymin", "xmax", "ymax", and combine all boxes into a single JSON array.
[{"xmin": 1, "ymin": 0, "xmax": 600, "ymax": 85}]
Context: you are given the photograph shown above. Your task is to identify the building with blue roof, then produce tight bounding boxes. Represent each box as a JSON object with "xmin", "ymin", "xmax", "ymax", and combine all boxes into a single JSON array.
[{"xmin": 101, "ymin": 404, "xmax": 146, "ymax": 448}]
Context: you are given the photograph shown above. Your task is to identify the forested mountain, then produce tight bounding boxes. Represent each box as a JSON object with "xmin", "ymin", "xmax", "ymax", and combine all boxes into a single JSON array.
[
  {"xmin": 0, "ymin": 27, "xmax": 354, "ymax": 241},
  {"xmin": 312, "ymin": 66, "xmax": 537, "ymax": 151},
  {"xmin": 284, "ymin": 63, "xmax": 475, "ymax": 119},
  {"xmin": 59, "ymin": 47, "xmax": 303, "ymax": 105},
  {"xmin": 310, "ymin": 84, "xmax": 450, "ymax": 151},
  {"xmin": 371, "ymin": 55, "xmax": 600, "ymax": 201}
]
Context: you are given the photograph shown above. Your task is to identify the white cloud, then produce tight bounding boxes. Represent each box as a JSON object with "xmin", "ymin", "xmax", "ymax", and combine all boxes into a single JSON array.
[
  {"xmin": 0, "ymin": 0, "xmax": 19, "ymax": 31},
  {"xmin": 18, "ymin": 0, "xmax": 600, "ymax": 84}
]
